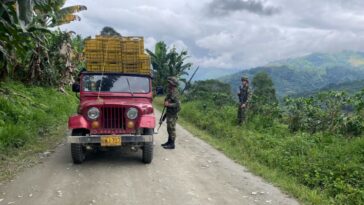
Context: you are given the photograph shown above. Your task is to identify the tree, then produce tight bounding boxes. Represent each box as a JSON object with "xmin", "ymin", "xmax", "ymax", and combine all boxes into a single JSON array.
[
  {"xmin": 184, "ymin": 80, "xmax": 235, "ymax": 106},
  {"xmin": 251, "ymin": 71, "xmax": 278, "ymax": 106},
  {"xmin": 249, "ymin": 72, "xmax": 279, "ymax": 127},
  {"xmin": 167, "ymin": 47, "xmax": 192, "ymax": 86},
  {"xmin": 0, "ymin": 0, "xmax": 86, "ymax": 83},
  {"xmin": 146, "ymin": 41, "xmax": 192, "ymax": 90},
  {"xmin": 100, "ymin": 26, "xmax": 121, "ymax": 36},
  {"xmin": 146, "ymin": 42, "xmax": 169, "ymax": 88}
]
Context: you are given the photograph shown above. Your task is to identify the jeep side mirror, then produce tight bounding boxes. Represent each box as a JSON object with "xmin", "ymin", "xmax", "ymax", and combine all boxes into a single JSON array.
[{"xmin": 72, "ymin": 83, "xmax": 80, "ymax": 93}]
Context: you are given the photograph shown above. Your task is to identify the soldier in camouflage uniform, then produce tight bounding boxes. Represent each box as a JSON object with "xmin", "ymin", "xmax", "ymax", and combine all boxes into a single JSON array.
[
  {"xmin": 161, "ymin": 77, "xmax": 181, "ymax": 149},
  {"xmin": 237, "ymin": 76, "xmax": 251, "ymax": 124}
]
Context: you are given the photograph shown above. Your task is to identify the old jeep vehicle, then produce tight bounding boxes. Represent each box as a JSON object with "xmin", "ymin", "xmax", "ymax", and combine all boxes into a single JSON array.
[{"xmin": 68, "ymin": 36, "xmax": 155, "ymax": 164}]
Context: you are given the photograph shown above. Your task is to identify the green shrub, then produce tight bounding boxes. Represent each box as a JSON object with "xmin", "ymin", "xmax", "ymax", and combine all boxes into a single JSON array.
[
  {"xmin": 285, "ymin": 91, "xmax": 364, "ymax": 136},
  {"xmin": 175, "ymin": 99, "xmax": 364, "ymax": 205},
  {"xmin": 0, "ymin": 81, "xmax": 77, "ymax": 154}
]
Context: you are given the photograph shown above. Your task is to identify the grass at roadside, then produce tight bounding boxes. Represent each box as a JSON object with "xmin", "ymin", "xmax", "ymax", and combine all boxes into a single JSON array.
[
  {"xmin": 0, "ymin": 81, "xmax": 78, "ymax": 181},
  {"xmin": 154, "ymin": 96, "xmax": 363, "ymax": 205}
]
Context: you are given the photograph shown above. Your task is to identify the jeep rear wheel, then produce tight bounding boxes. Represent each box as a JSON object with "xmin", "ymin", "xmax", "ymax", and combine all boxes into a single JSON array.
[{"xmin": 71, "ymin": 129, "xmax": 86, "ymax": 164}]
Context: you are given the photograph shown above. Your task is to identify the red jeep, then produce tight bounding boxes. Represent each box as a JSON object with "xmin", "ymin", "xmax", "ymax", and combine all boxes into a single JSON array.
[{"xmin": 68, "ymin": 72, "xmax": 155, "ymax": 164}]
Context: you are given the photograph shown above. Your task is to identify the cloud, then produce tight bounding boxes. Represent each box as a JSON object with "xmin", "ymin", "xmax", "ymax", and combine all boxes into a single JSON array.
[
  {"xmin": 207, "ymin": 0, "xmax": 280, "ymax": 16},
  {"xmin": 61, "ymin": 0, "xmax": 364, "ymax": 70}
]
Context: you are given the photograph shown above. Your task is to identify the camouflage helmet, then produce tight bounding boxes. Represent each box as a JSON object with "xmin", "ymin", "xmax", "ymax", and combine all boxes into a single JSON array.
[
  {"xmin": 167, "ymin": 76, "xmax": 179, "ymax": 87},
  {"xmin": 241, "ymin": 76, "xmax": 249, "ymax": 82}
]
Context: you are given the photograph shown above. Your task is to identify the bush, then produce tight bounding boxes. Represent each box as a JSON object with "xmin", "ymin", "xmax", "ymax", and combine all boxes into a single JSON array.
[
  {"xmin": 285, "ymin": 91, "xmax": 364, "ymax": 136},
  {"xmin": 0, "ymin": 81, "xmax": 78, "ymax": 154},
  {"xmin": 174, "ymin": 98, "xmax": 364, "ymax": 205}
]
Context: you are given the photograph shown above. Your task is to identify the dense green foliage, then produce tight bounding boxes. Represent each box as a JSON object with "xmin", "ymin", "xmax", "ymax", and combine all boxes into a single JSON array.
[
  {"xmin": 249, "ymin": 72, "xmax": 279, "ymax": 127},
  {"xmin": 0, "ymin": 81, "xmax": 78, "ymax": 154},
  {"xmin": 285, "ymin": 91, "xmax": 364, "ymax": 136},
  {"xmin": 293, "ymin": 79, "xmax": 364, "ymax": 97},
  {"xmin": 221, "ymin": 51, "xmax": 364, "ymax": 98},
  {"xmin": 147, "ymin": 41, "xmax": 193, "ymax": 90},
  {"xmin": 184, "ymin": 79, "xmax": 235, "ymax": 106},
  {"xmin": 177, "ymin": 100, "xmax": 363, "ymax": 204},
  {"xmin": 173, "ymin": 75, "xmax": 364, "ymax": 204},
  {"xmin": 100, "ymin": 26, "xmax": 121, "ymax": 36},
  {"xmin": 0, "ymin": 0, "xmax": 86, "ymax": 86}
]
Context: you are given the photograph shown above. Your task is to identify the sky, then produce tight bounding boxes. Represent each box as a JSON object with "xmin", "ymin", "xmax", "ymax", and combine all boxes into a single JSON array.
[{"xmin": 62, "ymin": 0, "xmax": 364, "ymax": 70}]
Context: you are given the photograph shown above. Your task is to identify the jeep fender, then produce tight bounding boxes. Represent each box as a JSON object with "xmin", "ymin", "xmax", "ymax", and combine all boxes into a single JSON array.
[
  {"xmin": 68, "ymin": 115, "xmax": 90, "ymax": 130},
  {"xmin": 139, "ymin": 114, "xmax": 156, "ymax": 128}
]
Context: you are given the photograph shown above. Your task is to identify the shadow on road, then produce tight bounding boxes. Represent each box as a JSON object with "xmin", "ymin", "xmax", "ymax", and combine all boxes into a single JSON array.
[{"xmin": 76, "ymin": 148, "xmax": 149, "ymax": 167}]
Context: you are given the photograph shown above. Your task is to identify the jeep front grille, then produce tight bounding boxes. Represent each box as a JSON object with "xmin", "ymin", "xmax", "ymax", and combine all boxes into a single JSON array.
[{"xmin": 101, "ymin": 107, "xmax": 125, "ymax": 129}]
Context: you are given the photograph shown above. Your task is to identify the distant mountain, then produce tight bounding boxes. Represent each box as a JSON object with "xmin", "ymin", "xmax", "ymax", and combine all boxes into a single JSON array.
[
  {"xmin": 293, "ymin": 79, "xmax": 364, "ymax": 97},
  {"xmin": 189, "ymin": 68, "xmax": 241, "ymax": 81},
  {"xmin": 220, "ymin": 51, "xmax": 364, "ymax": 98}
]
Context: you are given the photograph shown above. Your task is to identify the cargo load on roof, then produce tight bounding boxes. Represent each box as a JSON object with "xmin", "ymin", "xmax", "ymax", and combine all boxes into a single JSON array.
[{"xmin": 84, "ymin": 36, "xmax": 151, "ymax": 75}]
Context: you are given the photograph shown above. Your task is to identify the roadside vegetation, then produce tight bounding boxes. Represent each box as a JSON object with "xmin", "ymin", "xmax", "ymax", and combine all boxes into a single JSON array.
[
  {"xmin": 0, "ymin": 81, "xmax": 78, "ymax": 180},
  {"xmin": 147, "ymin": 41, "xmax": 194, "ymax": 91},
  {"xmin": 0, "ymin": 1, "xmax": 85, "ymax": 180},
  {"xmin": 155, "ymin": 72, "xmax": 364, "ymax": 205}
]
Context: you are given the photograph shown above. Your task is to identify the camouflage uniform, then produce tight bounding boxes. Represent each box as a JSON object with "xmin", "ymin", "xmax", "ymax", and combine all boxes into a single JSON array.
[
  {"xmin": 162, "ymin": 77, "xmax": 180, "ymax": 149},
  {"xmin": 165, "ymin": 89, "xmax": 180, "ymax": 141},
  {"xmin": 237, "ymin": 77, "xmax": 251, "ymax": 124}
]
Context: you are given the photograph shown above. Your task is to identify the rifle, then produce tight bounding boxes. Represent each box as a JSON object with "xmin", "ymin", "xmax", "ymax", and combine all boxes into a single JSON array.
[
  {"xmin": 157, "ymin": 106, "xmax": 167, "ymax": 132},
  {"xmin": 181, "ymin": 66, "xmax": 199, "ymax": 95}
]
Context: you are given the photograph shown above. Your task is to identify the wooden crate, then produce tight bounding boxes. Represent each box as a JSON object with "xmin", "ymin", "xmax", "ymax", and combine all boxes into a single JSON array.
[
  {"xmin": 140, "ymin": 54, "xmax": 151, "ymax": 71},
  {"xmin": 104, "ymin": 51, "xmax": 122, "ymax": 62},
  {"xmin": 86, "ymin": 62, "xmax": 103, "ymax": 72},
  {"xmin": 85, "ymin": 51, "xmax": 103, "ymax": 63},
  {"xmin": 84, "ymin": 39, "xmax": 103, "ymax": 51},
  {"xmin": 103, "ymin": 62, "xmax": 123, "ymax": 72},
  {"xmin": 87, "ymin": 62, "xmax": 123, "ymax": 72},
  {"xmin": 121, "ymin": 37, "xmax": 144, "ymax": 54},
  {"xmin": 104, "ymin": 41, "xmax": 121, "ymax": 51},
  {"xmin": 121, "ymin": 54, "xmax": 139, "ymax": 64}
]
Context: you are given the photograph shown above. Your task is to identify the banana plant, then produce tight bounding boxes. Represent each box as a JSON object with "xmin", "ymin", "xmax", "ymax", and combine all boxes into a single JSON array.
[
  {"xmin": 147, "ymin": 41, "xmax": 193, "ymax": 90},
  {"xmin": 48, "ymin": 5, "xmax": 87, "ymax": 27},
  {"xmin": 0, "ymin": 0, "xmax": 86, "ymax": 81}
]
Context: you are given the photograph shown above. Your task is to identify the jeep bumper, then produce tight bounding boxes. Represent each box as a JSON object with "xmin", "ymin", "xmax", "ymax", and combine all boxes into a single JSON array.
[{"xmin": 67, "ymin": 135, "xmax": 153, "ymax": 144}]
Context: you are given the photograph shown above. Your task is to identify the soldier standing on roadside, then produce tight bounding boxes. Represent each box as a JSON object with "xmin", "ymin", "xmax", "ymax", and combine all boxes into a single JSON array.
[
  {"xmin": 161, "ymin": 77, "xmax": 181, "ymax": 149},
  {"xmin": 237, "ymin": 76, "xmax": 251, "ymax": 125}
]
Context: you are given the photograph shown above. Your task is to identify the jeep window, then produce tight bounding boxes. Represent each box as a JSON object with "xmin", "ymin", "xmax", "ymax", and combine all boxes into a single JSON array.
[{"xmin": 82, "ymin": 75, "xmax": 150, "ymax": 93}]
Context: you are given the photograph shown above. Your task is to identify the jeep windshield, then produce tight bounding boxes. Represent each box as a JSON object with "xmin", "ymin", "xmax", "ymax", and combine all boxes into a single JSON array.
[{"xmin": 82, "ymin": 74, "xmax": 150, "ymax": 93}]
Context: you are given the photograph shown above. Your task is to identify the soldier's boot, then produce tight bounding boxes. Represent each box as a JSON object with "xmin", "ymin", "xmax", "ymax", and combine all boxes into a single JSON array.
[
  {"xmin": 163, "ymin": 139, "xmax": 175, "ymax": 149},
  {"xmin": 161, "ymin": 136, "xmax": 172, "ymax": 147}
]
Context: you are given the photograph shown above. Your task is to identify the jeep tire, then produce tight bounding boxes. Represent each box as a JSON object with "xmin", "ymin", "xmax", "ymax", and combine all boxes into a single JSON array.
[
  {"xmin": 142, "ymin": 142, "xmax": 153, "ymax": 164},
  {"xmin": 142, "ymin": 128, "xmax": 154, "ymax": 164},
  {"xmin": 71, "ymin": 130, "xmax": 86, "ymax": 164}
]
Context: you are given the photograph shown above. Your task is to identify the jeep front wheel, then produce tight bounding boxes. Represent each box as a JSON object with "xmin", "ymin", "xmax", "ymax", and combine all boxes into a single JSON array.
[
  {"xmin": 142, "ymin": 142, "xmax": 153, "ymax": 164},
  {"xmin": 71, "ymin": 130, "xmax": 86, "ymax": 164}
]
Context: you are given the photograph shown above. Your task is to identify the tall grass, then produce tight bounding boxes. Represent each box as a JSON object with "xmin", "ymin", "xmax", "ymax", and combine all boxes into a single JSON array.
[{"xmin": 0, "ymin": 81, "xmax": 78, "ymax": 179}]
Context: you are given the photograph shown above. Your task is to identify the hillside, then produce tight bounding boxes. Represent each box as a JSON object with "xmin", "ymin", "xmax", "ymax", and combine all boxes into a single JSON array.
[
  {"xmin": 293, "ymin": 79, "xmax": 364, "ymax": 97},
  {"xmin": 220, "ymin": 51, "xmax": 364, "ymax": 97}
]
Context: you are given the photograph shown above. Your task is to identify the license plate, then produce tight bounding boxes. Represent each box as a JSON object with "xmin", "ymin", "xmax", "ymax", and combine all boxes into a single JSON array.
[{"xmin": 100, "ymin": 135, "xmax": 121, "ymax": 146}]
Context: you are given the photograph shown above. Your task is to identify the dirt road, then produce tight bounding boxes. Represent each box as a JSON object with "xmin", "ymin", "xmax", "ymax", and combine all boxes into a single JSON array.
[{"xmin": 0, "ymin": 111, "xmax": 300, "ymax": 205}]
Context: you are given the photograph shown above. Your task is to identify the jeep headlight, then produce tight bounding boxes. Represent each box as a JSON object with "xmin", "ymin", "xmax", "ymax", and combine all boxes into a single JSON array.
[
  {"xmin": 127, "ymin": 107, "xmax": 138, "ymax": 120},
  {"xmin": 87, "ymin": 107, "xmax": 100, "ymax": 120}
]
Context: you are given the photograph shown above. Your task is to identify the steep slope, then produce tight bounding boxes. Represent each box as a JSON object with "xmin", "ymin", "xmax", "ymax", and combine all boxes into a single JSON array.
[{"xmin": 221, "ymin": 51, "xmax": 364, "ymax": 97}]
